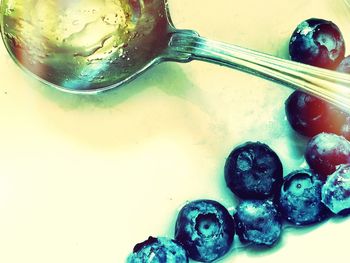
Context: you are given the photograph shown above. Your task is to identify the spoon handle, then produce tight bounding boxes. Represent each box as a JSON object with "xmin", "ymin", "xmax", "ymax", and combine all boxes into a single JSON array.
[{"xmin": 164, "ymin": 30, "xmax": 350, "ymax": 113}]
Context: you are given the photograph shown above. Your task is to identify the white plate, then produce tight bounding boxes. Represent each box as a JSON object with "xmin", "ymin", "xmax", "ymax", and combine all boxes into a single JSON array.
[{"xmin": 1, "ymin": 0, "xmax": 350, "ymax": 262}]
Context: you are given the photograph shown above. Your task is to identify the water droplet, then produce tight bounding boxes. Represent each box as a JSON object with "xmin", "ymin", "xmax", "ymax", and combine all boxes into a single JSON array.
[{"xmin": 118, "ymin": 48, "xmax": 124, "ymax": 57}]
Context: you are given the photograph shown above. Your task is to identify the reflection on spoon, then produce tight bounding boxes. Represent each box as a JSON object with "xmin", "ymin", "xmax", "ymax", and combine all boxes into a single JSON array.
[
  {"xmin": 1, "ymin": 0, "xmax": 350, "ymax": 113},
  {"xmin": 0, "ymin": 0, "xmax": 169, "ymax": 90}
]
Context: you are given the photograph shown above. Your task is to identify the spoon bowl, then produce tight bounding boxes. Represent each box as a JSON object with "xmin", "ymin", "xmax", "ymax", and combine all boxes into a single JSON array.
[
  {"xmin": 1, "ymin": 0, "xmax": 350, "ymax": 112},
  {"xmin": 0, "ymin": 0, "xmax": 173, "ymax": 92}
]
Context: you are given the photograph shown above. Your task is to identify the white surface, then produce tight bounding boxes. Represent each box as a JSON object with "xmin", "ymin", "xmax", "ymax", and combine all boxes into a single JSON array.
[{"xmin": 1, "ymin": 0, "xmax": 350, "ymax": 262}]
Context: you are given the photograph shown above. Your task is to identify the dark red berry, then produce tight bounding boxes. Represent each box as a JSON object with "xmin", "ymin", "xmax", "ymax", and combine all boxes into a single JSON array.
[
  {"xmin": 289, "ymin": 18, "xmax": 345, "ymax": 69},
  {"xmin": 305, "ymin": 133, "xmax": 350, "ymax": 179},
  {"xmin": 285, "ymin": 91, "xmax": 333, "ymax": 137},
  {"xmin": 285, "ymin": 90, "xmax": 350, "ymax": 140}
]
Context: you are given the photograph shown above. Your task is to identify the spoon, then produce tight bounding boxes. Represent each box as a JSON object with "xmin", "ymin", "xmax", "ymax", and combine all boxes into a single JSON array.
[{"xmin": 1, "ymin": 0, "xmax": 350, "ymax": 113}]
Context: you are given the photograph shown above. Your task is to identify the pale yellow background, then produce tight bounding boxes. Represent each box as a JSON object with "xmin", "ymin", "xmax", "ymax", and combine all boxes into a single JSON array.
[{"xmin": 1, "ymin": 0, "xmax": 350, "ymax": 262}]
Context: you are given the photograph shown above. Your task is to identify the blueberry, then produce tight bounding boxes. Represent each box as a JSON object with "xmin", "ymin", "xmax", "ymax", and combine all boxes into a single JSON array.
[
  {"xmin": 174, "ymin": 199, "xmax": 235, "ymax": 262},
  {"xmin": 305, "ymin": 133, "xmax": 350, "ymax": 179},
  {"xmin": 234, "ymin": 200, "xmax": 282, "ymax": 246},
  {"xmin": 289, "ymin": 18, "xmax": 345, "ymax": 69},
  {"xmin": 128, "ymin": 236, "xmax": 188, "ymax": 263},
  {"xmin": 224, "ymin": 142, "xmax": 283, "ymax": 199},
  {"xmin": 276, "ymin": 169, "xmax": 330, "ymax": 225},
  {"xmin": 322, "ymin": 164, "xmax": 350, "ymax": 214}
]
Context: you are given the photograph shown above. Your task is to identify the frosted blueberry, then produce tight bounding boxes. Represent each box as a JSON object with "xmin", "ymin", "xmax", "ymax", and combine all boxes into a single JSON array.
[
  {"xmin": 276, "ymin": 169, "xmax": 330, "ymax": 225},
  {"xmin": 322, "ymin": 164, "xmax": 350, "ymax": 214},
  {"xmin": 234, "ymin": 200, "xmax": 282, "ymax": 246},
  {"xmin": 128, "ymin": 236, "xmax": 188, "ymax": 263},
  {"xmin": 224, "ymin": 142, "xmax": 283, "ymax": 199},
  {"xmin": 174, "ymin": 199, "xmax": 235, "ymax": 262}
]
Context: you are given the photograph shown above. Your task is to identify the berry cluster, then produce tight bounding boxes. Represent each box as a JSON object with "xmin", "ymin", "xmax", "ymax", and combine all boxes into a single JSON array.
[
  {"xmin": 286, "ymin": 18, "xmax": 350, "ymax": 139},
  {"xmin": 127, "ymin": 18, "xmax": 350, "ymax": 263}
]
